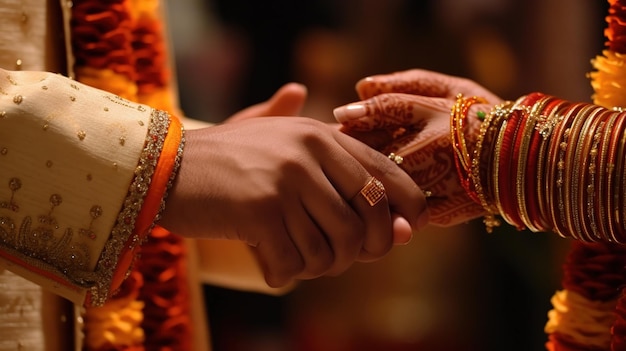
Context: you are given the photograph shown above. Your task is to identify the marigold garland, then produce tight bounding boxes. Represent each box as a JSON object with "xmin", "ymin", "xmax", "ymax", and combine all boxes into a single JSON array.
[
  {"xmin": 545, "ymin": 289, "xmax": 616, "ymax": 349},
  {"xmin": 70, "ymin": 0, "xmax": 193, "ymax": 350},
  {"xmin": 612, "ymin": 289, "xmax": 626, "ymax": 350},
  {"xmin": 74, "ymin": 67, "xmax": 138, "ymax": 100},
  {"xmin": 71, "ymin": 0, "xmax": 136, "ymax": 81},
  {"xmin": 544, "ymin": 242, "xmax": 626, "ymax": 350},
  {"xmin": 137, "ymin": 227, "xmax": 192, "ymax": 351},
  {"xmin": 589, "ymin": 50, "xmax": 626, "ymax": 108},
  {"xmin": 83, "ymin": 271, "xmax": 146, "ymax": 350},
  {"xmin": 545, "ymin": 0, "xmax": 626, "ymax": 350}
]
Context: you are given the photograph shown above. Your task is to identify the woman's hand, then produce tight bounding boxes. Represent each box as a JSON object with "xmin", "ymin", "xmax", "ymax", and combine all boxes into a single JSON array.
[
  {"xmin": 335, "ymin": 69, "xmax": 504, "ymax": 227},
  {"xmin": 354, "ymin": 68, "xmax": 501, "ymax": 102}
]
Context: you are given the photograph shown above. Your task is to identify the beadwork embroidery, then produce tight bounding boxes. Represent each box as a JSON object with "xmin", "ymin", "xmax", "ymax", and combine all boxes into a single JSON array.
[
  {"xmin": 0, "ymin": 179, "xmax": 96, "ymax": 288},
  {"xmin": 0, "ymin": 211, "xmax": 96, "ymax": 288},
  {"xmin": 0, "ymin": 108, "xmax": 173, "ymax": 304},
  {"xmin": 0, "ymin": 178, "xmax": 21, "ymax": 212},
  {"xmin": 89, "ymin": 108, "xmax": 171, "ymax": 306}
]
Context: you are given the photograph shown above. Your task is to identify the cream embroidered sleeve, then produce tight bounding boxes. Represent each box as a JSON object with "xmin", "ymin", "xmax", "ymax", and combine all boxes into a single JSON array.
[{"xmin": 0, "ymin": 69, "xmax": 169, "ymax": 305}]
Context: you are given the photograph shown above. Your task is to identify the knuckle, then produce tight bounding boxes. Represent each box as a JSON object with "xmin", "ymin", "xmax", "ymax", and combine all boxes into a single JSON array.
[
  {"xmin": 267, "ymin": 244, "xmax": 305, "ymax": 285},
  {"xmin": 279, "ymin": 155, "xmax": 307, "ymax": 177}
]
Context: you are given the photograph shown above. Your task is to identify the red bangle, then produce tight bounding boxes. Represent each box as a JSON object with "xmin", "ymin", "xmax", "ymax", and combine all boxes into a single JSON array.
[
  {"xmin": 499, "ymin": 93, "xmax": 541, "ymax": 229},
  {"xmin": 525, "ymin": 96, "xmax": 559, "ymax": 232},
  {"xmin": 494, "ymin": 104, "xmax": 522, "ymax": 230}
]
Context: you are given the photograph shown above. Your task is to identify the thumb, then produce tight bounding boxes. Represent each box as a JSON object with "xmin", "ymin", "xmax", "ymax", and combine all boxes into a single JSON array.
[
  {"xmin": 264, "ymin": 82, "xmax": 308, "ymax": 116},
  {"xmin": 227, "ymin": 83, "xmax": 308, "ymax": 122}
]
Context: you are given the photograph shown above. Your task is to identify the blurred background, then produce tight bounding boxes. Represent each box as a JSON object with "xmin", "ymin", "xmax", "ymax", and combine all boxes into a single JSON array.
[{"xmin": 166, "ymin": 1, "xmax": 607, "ymax": 350}]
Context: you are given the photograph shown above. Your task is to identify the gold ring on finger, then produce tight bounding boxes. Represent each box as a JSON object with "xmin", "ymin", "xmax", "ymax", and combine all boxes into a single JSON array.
[{"xmin": 359, "ymin": 176, "xmax": 386, "ymax": 206}]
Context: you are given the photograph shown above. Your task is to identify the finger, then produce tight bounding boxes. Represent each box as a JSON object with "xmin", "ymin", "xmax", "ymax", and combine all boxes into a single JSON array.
[
  {"xmin": 297, "ymin": 152, "xmax": 372, "ymax": 274},
  {"xmin": 334, "ymin": 94, "xmax": 451, "ymax": 131},
  {"xmin": 355, "ymin": 69, "xmax": 456, "ymax": 99},
  {"xmin": 332, "ymin": 121, "xmax": 393, "ymax": 148},
  {"xmin": 391, "ymin": 142, "xmax": 484, "ymax": 227},
  {"xmin": 284, "ymin": 196, "xmax": 335, "ymax": 280},
  {"xmin": 355, "ymin": 69, "xmax": 500, "ymax": 102},
  {"xmin": 262, "ymin": 82, "xmax": 308, "ymax": 116},
  {"xmin": 304, "ymin": 135, "xmax": 398, "ymax": 266},
  {"xmin": 339, "ymin": 127, "xmax": 394, "ymax": 150},
  {"xmin": 227, "ymin": 82, "xmax": 308, "ymax": 122},
  {"xmin": 251, "ymin": 224, "xmax": 305, "ymax": 287},
  {"xmin": 348, "ymin": 176, "xmax": 395, "ymax": 261},
  {"xmin": 333, "ymin": 131, "xmax": 429, "ymax": 234}
]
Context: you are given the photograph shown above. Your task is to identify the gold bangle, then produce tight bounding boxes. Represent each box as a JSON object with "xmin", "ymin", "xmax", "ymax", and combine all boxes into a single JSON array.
[
  {"xmin": 492, "ymin": 118, "xmax": 508, "ymax": 219},
  {"xmin": 471, "ymin": 101, "xmax": 513, "ymax": 232},
  {"xmin": 564, "ymin": 105, "xmax": 596, "ymax": 241},
  {"xmin": 549, "ymin": 103, "xmax": 581, "ymax": 238},
  {"xmin": 450, "ymin": 94, "xmax": 488, "ymax": 203},
  {"xmin": 578, "ymin": 109, "xmax": 605, "ymax": 241},
  {"xmin": 483, "ymin": 103, "xmax": 511, "ymax": 212},
  {"xmin": 598, "ymin": 110, "xmax": 626, "ymax": 242},
  {"xmin": 516, "ymin": 96, "xmax": 552, "ymax": 231},
  {"xmin": 536, "ymin": 100, "xmax": 567, "ymax": 231},
  {"xmin": 590, "ymin": 109, "xmax": 619, "ymax": 242},
  {"xmin": 617, "ymin": 116, "xmax": 626, "ymax": 239}
]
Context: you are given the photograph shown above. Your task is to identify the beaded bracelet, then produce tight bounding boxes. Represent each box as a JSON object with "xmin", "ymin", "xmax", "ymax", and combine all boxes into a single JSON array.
[
  {"xmin": 450, "ymin": 94, "xmax": 488, "ymax": 204},
  {"xmin": 514, "ymin": 93, "xmax": 549, "ymax": 231},
  {"xmin": 471, "ymin": 100, "xmax": 513, "ymax": 232}
]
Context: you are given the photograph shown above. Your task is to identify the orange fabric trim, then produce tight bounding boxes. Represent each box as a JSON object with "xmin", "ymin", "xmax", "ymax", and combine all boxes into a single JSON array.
[
  {"xmin": 108, "ymin": 114, "xmax": 183, "ymax": 296},
  {"xmin": 136, "ymin": 114, "xmax": 183, "ymax": 234}
]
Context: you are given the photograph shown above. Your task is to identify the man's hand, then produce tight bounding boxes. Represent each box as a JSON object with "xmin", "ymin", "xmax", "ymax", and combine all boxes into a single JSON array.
[{"xmin": 159, "ymin": 116, "xmax": 428, "ymax": 287}]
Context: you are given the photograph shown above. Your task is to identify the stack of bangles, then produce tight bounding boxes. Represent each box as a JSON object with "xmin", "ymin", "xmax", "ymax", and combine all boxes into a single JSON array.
[{"xmin": 451, "ymin": 92, "xmax": 626, "ymax": 242}]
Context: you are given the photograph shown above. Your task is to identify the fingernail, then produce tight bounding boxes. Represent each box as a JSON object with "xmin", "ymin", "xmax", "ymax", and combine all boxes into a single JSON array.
[
  {"xmin": 333, "ymin": 103, "xmax": 367, "ymax": 122},
  {"xmin": 392, "ymin": 216, "xmax": 413, "ymax": 245}
]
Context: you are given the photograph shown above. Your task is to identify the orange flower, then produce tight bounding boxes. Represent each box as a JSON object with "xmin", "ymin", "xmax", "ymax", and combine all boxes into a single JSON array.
[
  {"xmin": 561, "ymin": 242, "xmax": 626, "ymax": 302},
  {"xmin": 84, "ymin": 271, "xmax": 146, "ymax": 350},
  {"xmin": 72, "ymin": 0, "xmax": 136, "ymax": 80},
  {"xmin": 138, "ymin": 227, "xmax": 192, "ymax": 351},
  {"xmin": 133, "ymin": 16, "xmax": 170, "ymax": 94},
  {"xmin": 612, "ymin": 290, "xmax": 626, "ymax": 350},
  {"xmin": 606, "ymin": 0, "xmax": 626, "ymax": 53},
  {"xmin": 74, "ymin": 67, "xmax": 138, "ymax": 100}
]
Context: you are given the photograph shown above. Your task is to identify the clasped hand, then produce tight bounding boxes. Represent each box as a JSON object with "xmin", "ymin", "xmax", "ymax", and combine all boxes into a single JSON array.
[{"xmin": 159, "ymin": 83, "xmax": 428, "ymax": 288}]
